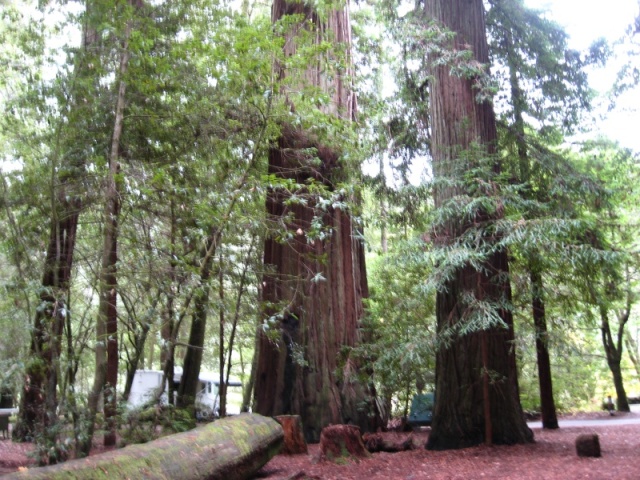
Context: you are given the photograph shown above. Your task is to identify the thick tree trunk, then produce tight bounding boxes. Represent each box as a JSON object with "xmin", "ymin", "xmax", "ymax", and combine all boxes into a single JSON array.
[
  {"xmin": 609, "ymin": 361, "xmax": 630, "ymax": 412},
  {"xmin": 253, "ymin": 0, "xmax": 381, "ymax": 442},
  {"xmin": 255, "ymin": 190, "xmax": 375, "ymax": 441},
  {"xmin": 3, "ymin": 414, "xmax": 283, "ymax": 480},
  {"xmin": 424, "ymin": 0, "xmax": 533, "ymax": 449}
]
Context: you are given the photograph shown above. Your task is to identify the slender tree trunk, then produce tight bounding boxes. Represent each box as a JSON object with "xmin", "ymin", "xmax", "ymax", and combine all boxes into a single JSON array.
[
  {"xmin": 424, "ymin": 0, "xmax": 533, "ymax": 449},
  {"xmin": 625, "ymin": 334, "xmax": 640, "ymax": 378},
  {"xmin": 221, "ymin": 236, "xmax": 256, "ymax": 416},
  {"xmin": 160, "ymin": 199, "xmax": 177, "ymax": 371},
  {"xmin": 530, "ymin": 266, "xmax": 558, "ymax": 428},
  {"xmin": 504, "ymin": 26, "xmax": 559, "ymax": 429},
  {"xmin": 242, "ymin": 326, "xmax": 260, "ymax": 413},
  {"xmin": 103, "ymin": 174, "xmax": 121, "ymax": 447},
  {"xmin": 13, "ymin": 19, "xmax": 94, "ymax": 444},
  {"xmin": 599, "ymin": 306, "xmax": 631, "ymax": 412},
  {"xmin": 218, "ymin": 253, "xmax": 227, "ymax": 417},
  {"xmin": 177, "ymin": 230, "xmax": 218, "ymax": 409},
  {"xmin": 82, "ymin": 11, "xmax": 131, "ymax": 454}
]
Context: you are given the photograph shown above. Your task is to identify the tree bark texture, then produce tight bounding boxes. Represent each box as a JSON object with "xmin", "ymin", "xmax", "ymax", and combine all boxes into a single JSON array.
[
  {"xmin": 275, "ymin": 415, "xmax": 308, "ymax": 454},
  {"xmin": 320, "ymin": 424, "xmax": 369, "ymax": 461},
  {"xmin": 3, "ymin": 414, "xmax": 283, "ymax": 480},
  {"xmin": 13, "ymin": 0, "xmax": 107, "ymax": 444},
  {"xmin": 503, "ymin": 19, "xmax": 559, "ymax": 429},
  {"xmin": 83, "ymin": 9, "xmax": 133, "ymax": 454},
  {"xmin": 530, "ymin": 267, "xmax": 558, "ymax": 429},
  {"xmin": 424, "ymin": 0, "xmax": 533, "ymax": 449},
  {"xmin": 177, "ymin": 230, "xmax": 218, "ymax": 409},
  {"xmin": 253, "ymin": 0, "xmax": 380, "ymax": 442},
  {"xmin": 255, "ymin": 184, "xmax": 375, "ymax": 441},
  {"xmin": 599, "ymin": 306, "xmax": 631, "ymax": 412}
]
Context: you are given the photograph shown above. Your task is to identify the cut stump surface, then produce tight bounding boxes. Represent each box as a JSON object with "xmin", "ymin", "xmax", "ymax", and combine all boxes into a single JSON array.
[
  {"xmin": 275, "ymin": 415, "xmax": 308, "ymax": 454},
  {"xmin": 320, "ymin": 424, "xmax": 369, "ymax": 461}
]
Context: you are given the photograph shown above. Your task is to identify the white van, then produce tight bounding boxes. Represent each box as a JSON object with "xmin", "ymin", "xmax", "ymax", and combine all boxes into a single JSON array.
[{"xmin": 128, "ymin": 368, "xmax": 243, "ymax": 417}]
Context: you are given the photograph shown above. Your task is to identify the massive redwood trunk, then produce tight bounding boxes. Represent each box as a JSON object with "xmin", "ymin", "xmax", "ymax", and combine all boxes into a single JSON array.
[
  {"xmin": 253, "ymin": 0, "xmax": 380, "ymax": 442},
  {"xmin": 424, "ymin": 0, "xmax": 533, "ymax": 449}
]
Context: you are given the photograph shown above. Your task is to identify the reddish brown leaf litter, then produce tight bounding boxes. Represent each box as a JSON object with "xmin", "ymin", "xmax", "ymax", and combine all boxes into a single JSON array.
[
  {"xmin": 256, "ymin": 415, "xmax": 640, "ymax": 480},
  {"xmin": 1, "ymin": 412, "xmax": 639, "ymax": 479}
]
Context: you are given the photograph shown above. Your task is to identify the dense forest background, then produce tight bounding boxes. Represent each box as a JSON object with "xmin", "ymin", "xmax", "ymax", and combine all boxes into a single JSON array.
[{"xmin": 0, "ymin": 0, "xmax": 639, "ymax": 463}]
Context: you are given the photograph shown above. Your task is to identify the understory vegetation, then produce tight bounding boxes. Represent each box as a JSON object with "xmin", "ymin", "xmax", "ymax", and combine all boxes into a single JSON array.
[{"xmin": 0, "ymin": 0, "xmax": 638, "ymax": 463}]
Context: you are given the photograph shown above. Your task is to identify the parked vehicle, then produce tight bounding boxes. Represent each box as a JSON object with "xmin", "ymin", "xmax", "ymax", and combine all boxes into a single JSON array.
[
  {"xmin": 407, "ymin": 392, "xmax": 434, "ymax": 428},
  {"xmin": 128, "ymin": 368, "xmax": 242, "ymax": 418}
]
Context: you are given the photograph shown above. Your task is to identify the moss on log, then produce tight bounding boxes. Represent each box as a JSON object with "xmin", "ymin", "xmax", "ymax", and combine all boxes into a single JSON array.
[{"xmin": 5, "ymin": 413, "xmax": 283, "ymax": 480}]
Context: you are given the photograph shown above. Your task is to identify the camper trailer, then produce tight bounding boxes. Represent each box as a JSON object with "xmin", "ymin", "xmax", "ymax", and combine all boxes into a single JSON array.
[{"xmin": 128, "ymin": 368, "xmax": 242, "ymax": 418}]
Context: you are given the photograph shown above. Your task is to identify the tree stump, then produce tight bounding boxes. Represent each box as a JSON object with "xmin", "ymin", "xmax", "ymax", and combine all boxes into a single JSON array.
[
  {"xmin": 576, "ymin": 433, "xmax": 601, "ymax": 457},
  {"xmin": 320, "ymin": 425, "xmax": 369, "ymax": 461},
  {"xmin": 275, "ymin": 415, "xmax": 308, "ymax": 454}
]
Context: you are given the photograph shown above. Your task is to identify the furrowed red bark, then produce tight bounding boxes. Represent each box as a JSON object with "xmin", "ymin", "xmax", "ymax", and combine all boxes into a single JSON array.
[
  {"xmin": 424, "ymin": 0, "xmax": 533, "ymax": 449},
  {"xmin": 253, "ymin": 0, "xmax": 381, "ymax": 442}
]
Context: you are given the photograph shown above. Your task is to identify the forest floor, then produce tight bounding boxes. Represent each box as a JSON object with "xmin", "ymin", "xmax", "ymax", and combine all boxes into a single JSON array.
[
  {"xmin": 1, "ymin": 411, "xmax": 639, "ymax": 479},
  {"xmin": 255, "ymin": 411, "xmax": 640, "ymax": 480}
]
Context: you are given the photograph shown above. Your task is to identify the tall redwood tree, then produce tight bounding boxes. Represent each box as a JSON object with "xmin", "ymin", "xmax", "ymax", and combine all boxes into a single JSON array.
[
  {"xmin": 14, "ymin": 3, "xmax": 98, "ymax": 449},
  {"xmin": 253, "ymin": 0, "xmax": 380, "ymax": 442},
  {"xmin": 424, "ymin": 0, "xmax": 533, "ymax": 449}
]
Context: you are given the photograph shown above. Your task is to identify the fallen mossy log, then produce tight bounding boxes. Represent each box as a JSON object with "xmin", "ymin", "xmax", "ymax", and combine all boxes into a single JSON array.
[{"xmin": 5, "ymin": 413, "xmax": 283, "ymax": 480}]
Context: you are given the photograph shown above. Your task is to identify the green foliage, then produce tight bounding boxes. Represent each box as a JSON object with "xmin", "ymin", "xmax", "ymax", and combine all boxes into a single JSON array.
[
  {"xmin": 118, "ymin": 404, "xmax": 195, "ymax": 447},
  {"xmin": 487, "ymin": 0, "xmax": 600, "ymax": 135},
  {"xmin": 0, "ymin": 0, "xmax": 637, "ymax": 448},
  {"xmin": 362, "ymin": 236, "xmax": 437, "ymax": 417}
]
